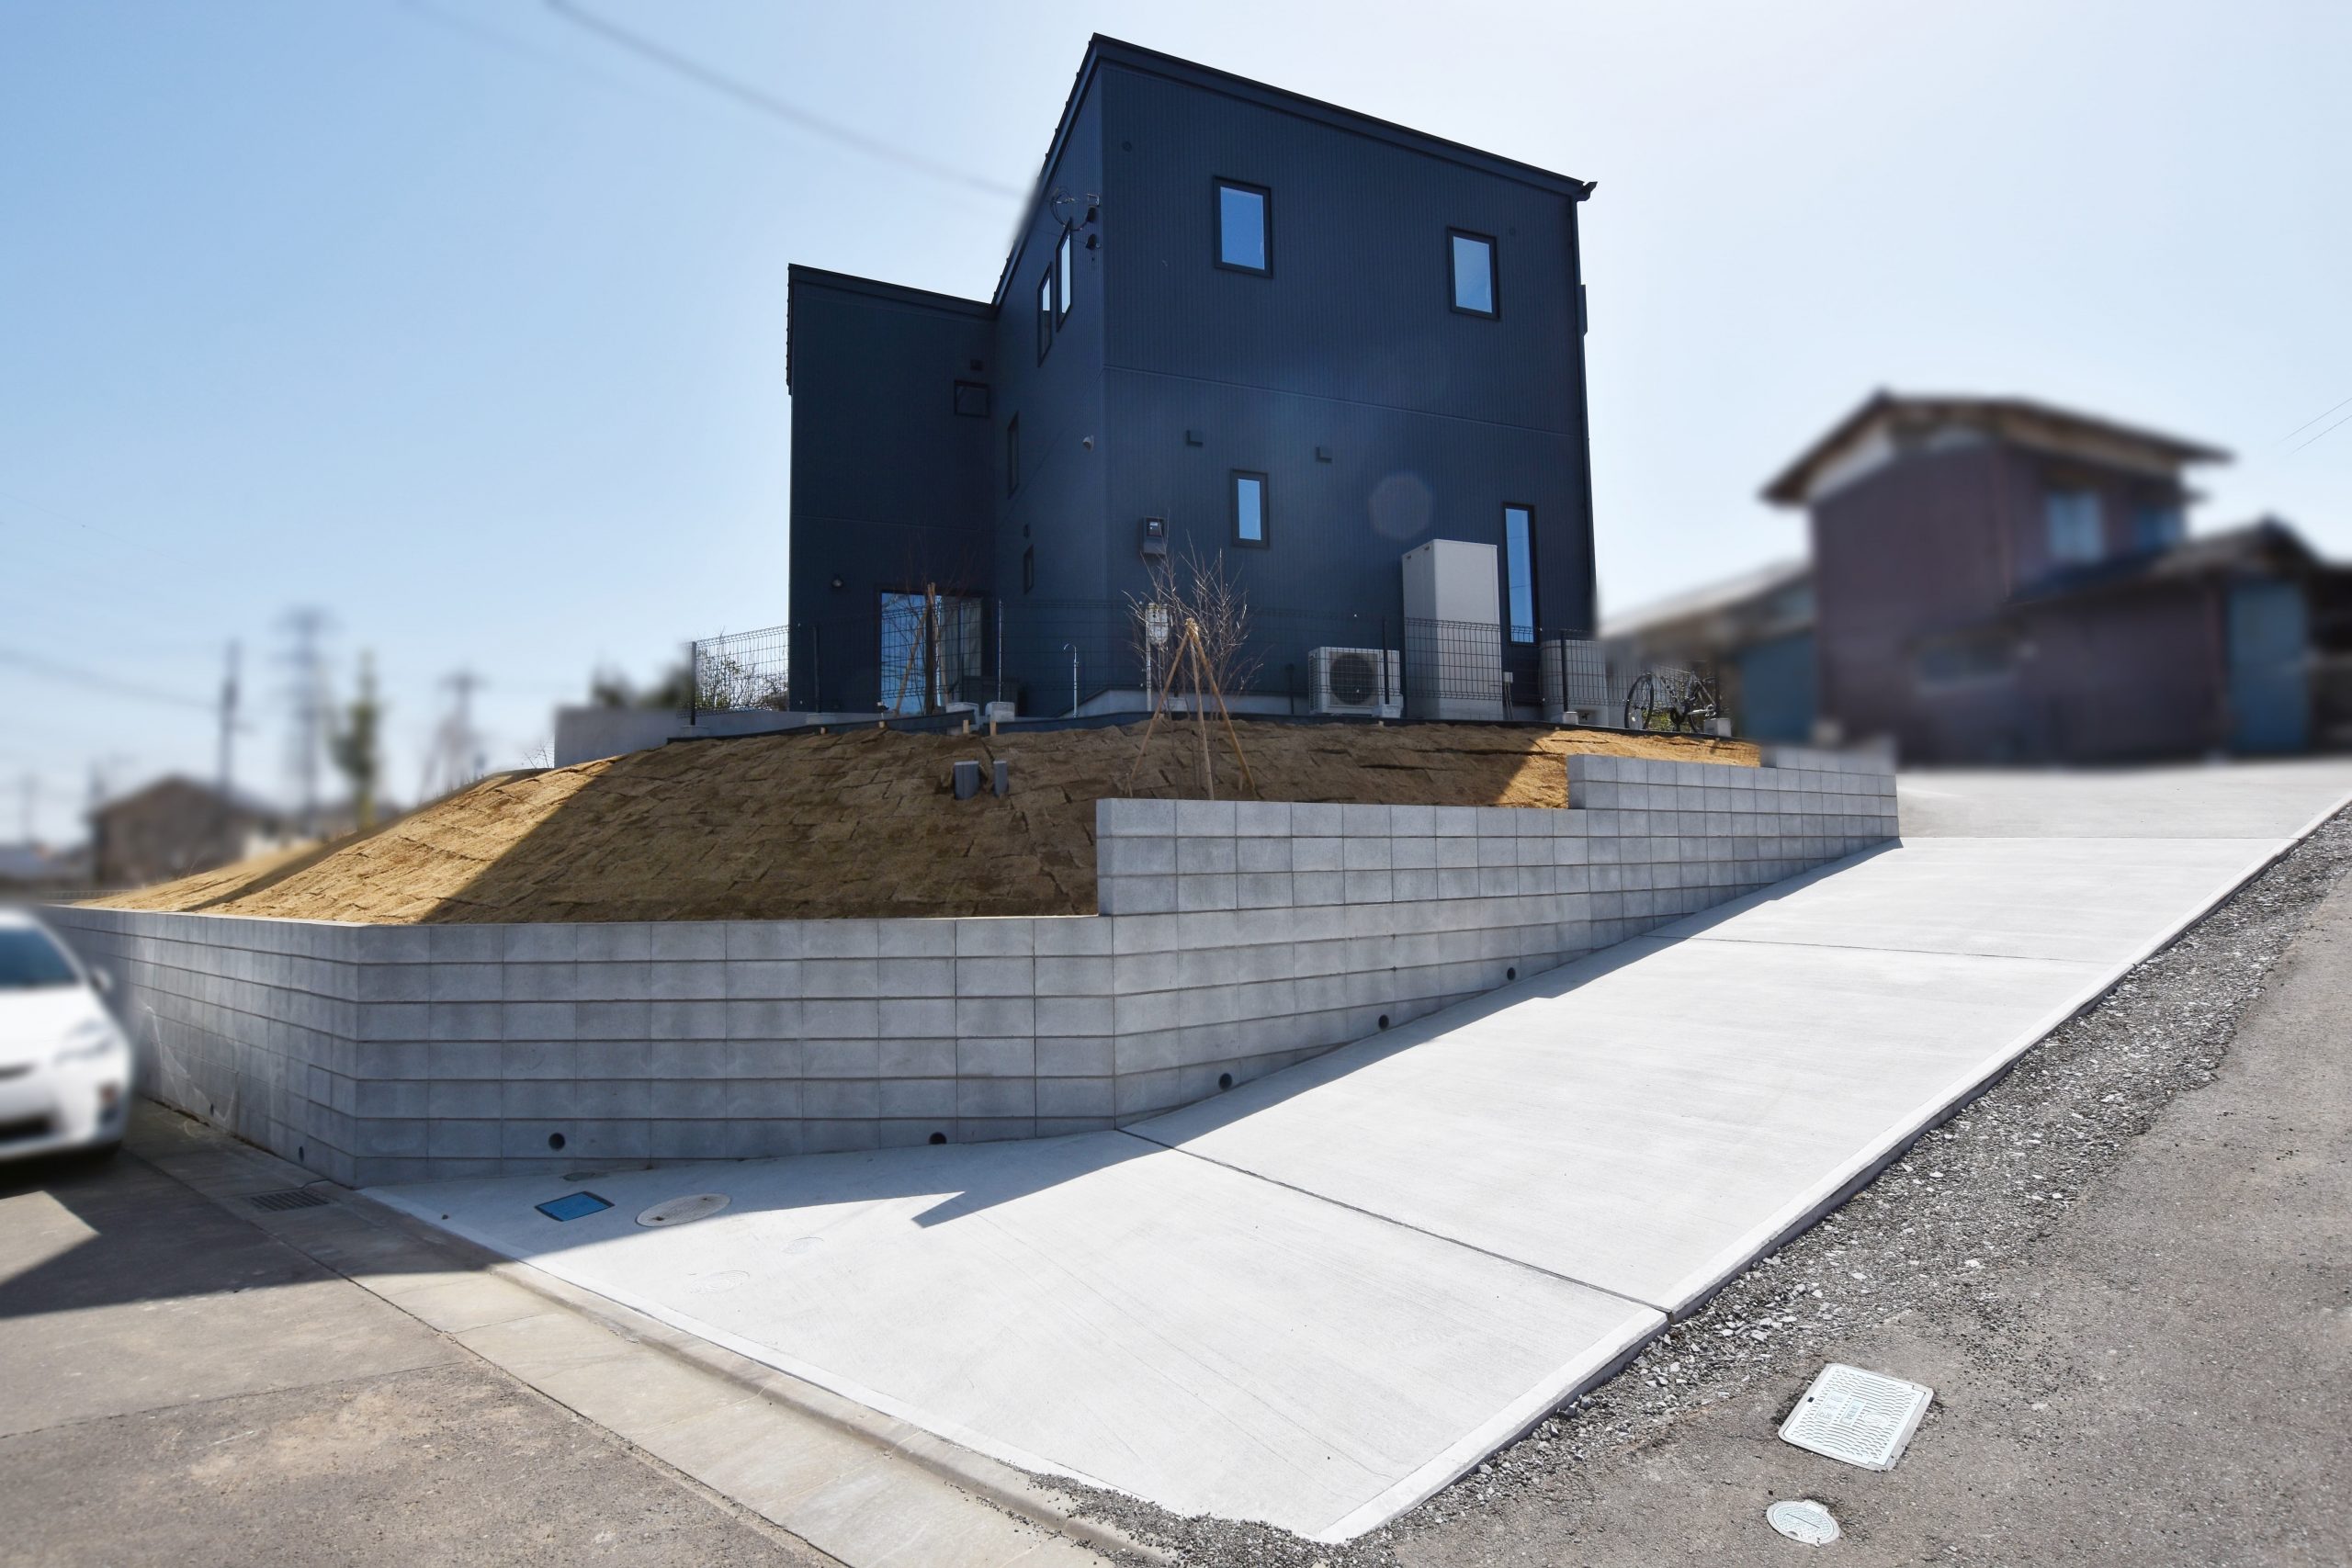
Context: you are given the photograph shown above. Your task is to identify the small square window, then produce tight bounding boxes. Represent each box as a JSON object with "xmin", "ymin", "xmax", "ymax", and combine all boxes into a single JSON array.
[
  {"xmin": 2133, "ymin": 500, "xmax": 2184, "ymax": 552},
  {"xmin": 1057, "ymin": 228, "xmax": 1074, "ymax": 322},
  {"xmin": 1036, "ymin": 270, "xmax": 1054, "ymax": 362},
  {"xmin": 1450, "ymin": 230, "xmax": 1498, "ymax": 317},
  {"xmin": 1231, "ymin": 470, "xmax": 1268, "ymax": 547},
  {"xmin": 1006, "ymin": 415, "xmax": 1019, "ymax": 497},
  {"xmin": 952, "ymin": 380, "xmax": 989, "ymax": 418},
  {"xmin": 1022, "ymin": 546, "xmax": 1035, "ymax": 593},
  {"xmin": 1216, "ymin": 180, "xmax": 1271, "ymax": 275}
]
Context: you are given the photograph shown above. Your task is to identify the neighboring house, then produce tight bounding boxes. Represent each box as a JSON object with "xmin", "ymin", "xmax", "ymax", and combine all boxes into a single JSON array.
[
  {"xmin": 1601, "ymin": 558, "xmax": 1816, "ymax": 741},
  {"xmin": 1751, "ymin": 391, "xmax": 2352, "ymax": 762},
  {"xmin": 0, "ymin": 840, "xmax": 90, "ymax": 893},
  {"xmin": 89, "ymin": 777, "xmax": 292, "ymax": 889},
  {"xmin": 786, "ymin": 35, "xmax": 1600, "ymax": 717}
]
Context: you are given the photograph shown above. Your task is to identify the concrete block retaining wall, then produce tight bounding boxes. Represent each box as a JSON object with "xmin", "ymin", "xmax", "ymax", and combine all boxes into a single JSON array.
[{"xmin": 49, "ymin": 747, "xmax": 1895, "ymax": 1185}]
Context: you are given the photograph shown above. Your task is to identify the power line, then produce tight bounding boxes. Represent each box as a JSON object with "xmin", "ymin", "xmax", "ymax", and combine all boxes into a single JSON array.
[
  {"xmin": 2287, "ymin": 406, "xmax": 2352, "ymax": 456},
  {"xmin": 0, "ymin": 645, "xmax": 221, "ymax": 712},
  {"xmin": 2279, "ymin": 393, "xmax": 2352, "ymax": 445},
  {"xmin": 541, "ymin": 0, "xmax": 1023, "ymax": 199}
]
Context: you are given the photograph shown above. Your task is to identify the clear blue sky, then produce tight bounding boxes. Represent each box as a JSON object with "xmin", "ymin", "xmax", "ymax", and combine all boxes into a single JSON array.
[{"xmin": 4, "ymin": 1, "xmax": 2346, "ymax": 844}]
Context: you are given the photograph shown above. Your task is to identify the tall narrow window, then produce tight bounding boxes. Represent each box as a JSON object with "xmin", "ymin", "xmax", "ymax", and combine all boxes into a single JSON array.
[
  {"xmin": 1006, "ymin": 415, "xmax": 1019, "ymax": 496},
  {"xmin": 1502, "ymin": 504, "xmax": 1536, "ymax": 641},
  {"xmin": 1023, "ymin": 546, "xmax": 1035, "ymax": 593},
  {"xmin": 1231, "ymin": 470, "xmax": 1268, "ymax": 547},
  {"xmin": 1449, "ymin": 230, "xmax": 1498, "ymax": 317},
  {"xmin": 1215, "ymin": 180, "xmax": 1271, "ymax": 275},
  {"xmin": 1057, "ymin": 228, "xmax": 1074, "ymax": 322},
  {"xmin": 1036, "ymin": 269, "xmax": 1054, "ymax": 362},
  {"xmin": 2045, "ymin": 489, "xmax": 2101, "ymax": 564}
]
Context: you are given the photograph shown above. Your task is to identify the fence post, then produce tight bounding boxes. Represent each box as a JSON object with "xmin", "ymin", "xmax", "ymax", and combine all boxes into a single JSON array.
[
  {"xmin": 685, "ymin": 638, "xmax": 698, "ymax": 727},
  {"xmin": 995, "ymin": 599, "xmax": 1003, "ymax": 705}
]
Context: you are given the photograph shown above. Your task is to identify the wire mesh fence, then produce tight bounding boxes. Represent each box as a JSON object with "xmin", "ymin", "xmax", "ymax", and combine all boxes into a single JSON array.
[
  {"xmin": 686, "ymin": 625, "xmax": 792, "ymax": 719},
  {"xmin": 688, "ymin": 598, "xmax": 1723, "ymax": 731}
]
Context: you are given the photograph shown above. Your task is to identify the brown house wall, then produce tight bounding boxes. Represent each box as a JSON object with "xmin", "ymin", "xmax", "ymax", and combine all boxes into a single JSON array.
[
  {"xmin": 1810, "ymin": 438, "xmax": 2220, "ymax": 764},
  {"xmin": 1808, "ymin": 442, "xmax": 2013, "ymax": 761}
]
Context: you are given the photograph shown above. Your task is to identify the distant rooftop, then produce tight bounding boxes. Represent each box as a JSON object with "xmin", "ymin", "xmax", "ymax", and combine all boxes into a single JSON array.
[
  {"xmin": 1763, "ymin": 391, "xmax": 2231, "ymax": 508},
  {"xmin": 1601, "ymin": 557, "xmax": 1811, "ymax": 641}
]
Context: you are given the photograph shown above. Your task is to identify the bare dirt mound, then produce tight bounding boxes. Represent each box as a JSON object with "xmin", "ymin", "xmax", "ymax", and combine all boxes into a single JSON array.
[{"xmin": 89, "ymin": 721, "xmax": 1754, "ymax": 924}]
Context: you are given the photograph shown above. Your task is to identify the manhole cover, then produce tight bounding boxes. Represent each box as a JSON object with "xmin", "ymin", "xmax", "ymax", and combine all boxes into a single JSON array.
[
  {"xmin": 686, "ymin": 1269, "xmax": 751, "ymax": 1295},
  {"xmin": 1767, "ymin": 1499, "xmax": 1840, "ymax": 1545},
  {"xmin": 637, "ymin": 1193, "xmax": 730, "ymax": 1228},
  {"xmin": 783, "ymin": 1235, "xmax": 825, "ymax": 1257},
  {"xmin": 247, "ymin": 1188, "xmax": 329, "ymax": 1213},
  {"xmin": 1781, "ymin": 1363, "xmax": 1933, "ymax": 1471}
]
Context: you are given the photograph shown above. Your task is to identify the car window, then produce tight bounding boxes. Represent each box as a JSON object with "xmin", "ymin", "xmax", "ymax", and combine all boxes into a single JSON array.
[{"xmin": 0, "ymin": 927, "xmax": 80, "ymax": 989}]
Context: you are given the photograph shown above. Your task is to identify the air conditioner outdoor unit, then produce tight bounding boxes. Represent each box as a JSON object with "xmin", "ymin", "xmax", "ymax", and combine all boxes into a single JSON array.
[
  {"xmin": 1309, "ymin": 647, "xmax": 1402, "ymax": 718},
  {"xmin": 1538, "ymin": 638, "xmax": 1608, "ymax": 724}
]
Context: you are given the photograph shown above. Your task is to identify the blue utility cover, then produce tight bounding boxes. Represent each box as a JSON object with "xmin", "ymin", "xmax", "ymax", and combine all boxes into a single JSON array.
[{"xmin": 536, "ymin": 1191, "xmax": 614, "ymax": 1222}]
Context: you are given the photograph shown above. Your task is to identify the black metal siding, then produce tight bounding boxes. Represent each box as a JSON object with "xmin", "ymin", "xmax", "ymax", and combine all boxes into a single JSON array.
[
  {"xmin": 1091, "ymin": 62, "xmax": 1594, "ymax": 632},
  {"xmin": 786, "ymin": 275, "xmax": 994, "ymax": 710}
]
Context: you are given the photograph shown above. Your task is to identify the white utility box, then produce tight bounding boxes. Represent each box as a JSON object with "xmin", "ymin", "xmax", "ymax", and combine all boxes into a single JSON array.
[{"xmin": 1401, "ymin": 539, "xmax": 1505, "ymax": 720}]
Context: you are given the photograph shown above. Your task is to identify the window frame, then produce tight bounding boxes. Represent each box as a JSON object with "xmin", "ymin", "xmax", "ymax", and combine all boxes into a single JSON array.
[
  {"xmin": 1005, "ymin": 414, "xmax": 1019, "ymax": 497},
  {"xmin": 1056, "ymin": 226, "xmax": 1074, "ymax": 323},
  {"xmin": 1022, "ymin": 546, "xmax": 1035, "ymax": 594},
  {"xmin": 1213, "ymin": 178, "xmax": 1273, "ymax": 277},
  {"xmin": 1501, "ymin": 502, "xmax": 1537, "ymax": 643},
  {"xmin": 1230, "ymin": 469, "xmax": 1270, "ymax": 549},
  {"xmin": 2043, "ymin": 487, "xmax": 2103, "ymax": 566},
  {"xmin": 1035, "ymin": 268, "xmax": 1054, "ymax": 363},
  {"xmin": 1447, "ymin": 228, "xmax": 1499, "ymax": 319},
  {"xmin": 951, "ymin": 379, "xmax": 990, "ymax": 419}
]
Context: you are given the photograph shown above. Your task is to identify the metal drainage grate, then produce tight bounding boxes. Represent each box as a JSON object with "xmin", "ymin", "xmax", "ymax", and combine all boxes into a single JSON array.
[
  {"xmin": 1781, "ymin": 1362, "xmax": 1934, "ymax": 1471},
  {"xmin": 248, "ymin": 1188, "xmax": 330, "ymax": 1213}
]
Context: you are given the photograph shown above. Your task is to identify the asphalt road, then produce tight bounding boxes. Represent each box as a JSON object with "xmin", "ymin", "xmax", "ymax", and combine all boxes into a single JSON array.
[
  {"xmin": 1390, "ymin": 845, "xmax": 2352, "ymax": 1566},
  {"xmin": 0, "ymin": 1140, "xmax": 835, "ymax": 1568}
]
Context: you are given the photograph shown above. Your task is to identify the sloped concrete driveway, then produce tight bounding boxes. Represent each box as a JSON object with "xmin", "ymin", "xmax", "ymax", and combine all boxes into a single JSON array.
[{"xmin": 375, "ymin": 760, "xmax": 2352, "ymax": 1542}]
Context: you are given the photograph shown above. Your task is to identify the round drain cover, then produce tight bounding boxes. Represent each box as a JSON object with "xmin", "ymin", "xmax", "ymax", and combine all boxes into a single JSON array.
[
  {"xmin": 636, "ymin": 1193, "xmax": 730, "ymax": 1228},
  {"xmin": 1767, "ymin": 1499, "xmax": 1840, "ymax": 1546}
]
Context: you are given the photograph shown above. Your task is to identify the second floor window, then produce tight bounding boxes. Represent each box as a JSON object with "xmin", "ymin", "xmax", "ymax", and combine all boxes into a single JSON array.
[
  {"xmin": 1450, "ymin": 230, "xmax": 1498, "ymax": 316},
  {"xmin": 1036, "ymin": 270, "xmax": 1054, "ymax": 362},
  {"xmin": 1232, "ymin": 470, "xmax": 1269, "ymax": 547},
  {"xmin": 1502, "ymin": 504, "xmax": 1536, "ymax": 640},
  {"xmin": 2045, "ymin": 489, "xmax": 2102, "ymax": 565},
  {"xmin": 2134, "ymin": 501, "xmax": 2185, "ymax": 552},
  {"xmin": 1216, "ymin": 180, "xmax": 1271, "ymax": 275},
  {"xmin": 1057, "ymin": 228, "xmax": 1074, "ymax": 322}
]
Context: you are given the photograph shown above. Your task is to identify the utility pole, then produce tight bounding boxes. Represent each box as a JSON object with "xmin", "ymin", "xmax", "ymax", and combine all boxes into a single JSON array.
[
  {"xmin": 421, "ymin": 668, "xmax": 488, "ymax": 799},
  {"xmin": 217, "ymin": 640, "xmax": 241, "ymax": 803},
  {"xmin": 279, "ymin": 608, "xmax": 332, "ymax": 836}
]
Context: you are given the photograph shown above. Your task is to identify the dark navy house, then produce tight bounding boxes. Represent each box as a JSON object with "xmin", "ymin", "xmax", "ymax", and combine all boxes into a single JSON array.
[{"xmin": 786, "ymin": 36, "xmax": 1599, "ymax": 717}]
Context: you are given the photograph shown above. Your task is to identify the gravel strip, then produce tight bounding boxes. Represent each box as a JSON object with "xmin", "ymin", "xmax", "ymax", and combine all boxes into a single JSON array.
[{"xmin": 1053, "ymin": 807, "xmax": 2352, "ymax": 1567}]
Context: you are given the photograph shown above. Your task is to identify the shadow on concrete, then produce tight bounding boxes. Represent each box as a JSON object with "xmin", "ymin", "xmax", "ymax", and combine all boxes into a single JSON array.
[{"xmin": 0, "ymin": 1143, "xmax": 338, "ymax": 1323}]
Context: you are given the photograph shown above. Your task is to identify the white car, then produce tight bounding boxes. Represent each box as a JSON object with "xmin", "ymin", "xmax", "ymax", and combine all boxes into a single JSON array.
[{"xmin": 0, "ymin": 909, "xmax": 131, "ymax": 1160}]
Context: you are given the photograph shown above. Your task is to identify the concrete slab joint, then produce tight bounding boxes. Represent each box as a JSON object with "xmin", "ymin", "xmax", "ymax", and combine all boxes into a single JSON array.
[{"xmin": 50, "ymin": 749, "xmax": 1899, "ymax": 1183}]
